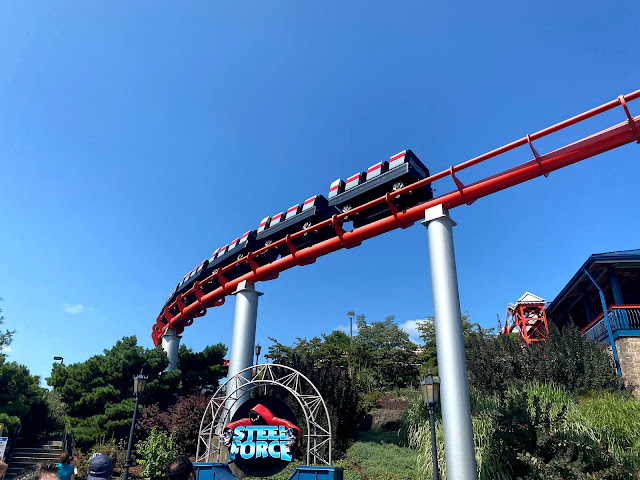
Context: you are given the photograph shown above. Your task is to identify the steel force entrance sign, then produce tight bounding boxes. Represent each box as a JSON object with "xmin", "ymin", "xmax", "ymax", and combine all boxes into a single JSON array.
[
  {"xmin": 221, "ymin": 397, "xmax": 301, "ymax": 477},
  {"xmin": 197, "ymin": 364, "xmax": 333, "ymax": 472}
]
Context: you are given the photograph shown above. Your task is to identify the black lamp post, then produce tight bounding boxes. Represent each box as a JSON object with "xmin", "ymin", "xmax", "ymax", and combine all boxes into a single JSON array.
[
  {"xmin": 421, "ymin": 373, "xmax": 441, "ymax": 480},
  {"xmin": 122, "ymin": 371, "xmax": 147, "ymax": 480},
  {"xmin": 53, "ymin": 356, "xmax": 64, "ymax": 365},
  {"xmin": 255, "ymin": 343, "xmax": 261, "ymax": 365}
]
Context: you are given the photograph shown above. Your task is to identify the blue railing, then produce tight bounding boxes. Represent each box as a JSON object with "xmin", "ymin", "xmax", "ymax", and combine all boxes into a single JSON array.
[{"xmin": 582, "ymin": 306, "xmax": 640, "ymax": 343}]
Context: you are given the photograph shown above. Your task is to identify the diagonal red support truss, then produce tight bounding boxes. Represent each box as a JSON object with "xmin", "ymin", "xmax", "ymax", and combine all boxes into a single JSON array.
[{"xmin": 152, "ymin": 89, "xmax": 640, "ymax": 346}]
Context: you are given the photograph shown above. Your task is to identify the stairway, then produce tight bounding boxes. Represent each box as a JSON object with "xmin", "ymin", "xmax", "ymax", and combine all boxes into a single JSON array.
[{"xmin": 4, "ymin": 440, "xmax": 63, "ymax": 480}]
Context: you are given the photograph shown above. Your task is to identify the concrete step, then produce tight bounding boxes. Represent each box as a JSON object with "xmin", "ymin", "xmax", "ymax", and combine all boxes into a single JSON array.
[
  {"xmin": 3, "ymin": 439, "xmax": 65, "ymax": 479},
  {"xmin": 10, "ymin": 455, "xmax": 61, "ymax": 463},
  {"xmin": 5, "ymin": 467, "xmax": 24, "ymax": 480},
  {"xmin": 11, "ymin": 450, "xmax": 61, "ymax": 459},
  {"xmin": 30, "ymin": 441, "xmax": 63, "ymax": 449},
  {"xmin": 11, "ymin": 448, "xmax": 62, "ymax": 455}
]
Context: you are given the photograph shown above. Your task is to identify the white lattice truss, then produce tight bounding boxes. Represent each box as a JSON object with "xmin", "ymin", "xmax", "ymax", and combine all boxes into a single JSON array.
[{"xmin": 196, "ymin": 364, "xmax": 333, "ymax": 466}]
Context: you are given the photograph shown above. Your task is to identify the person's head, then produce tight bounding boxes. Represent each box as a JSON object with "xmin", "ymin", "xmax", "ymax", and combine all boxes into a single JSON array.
[
  {"xmin": 60, "ymin": 452, "xmax": 70, "ymax": 465},
  {"xmin": 13, "ymin": 464, "xmax": 59, "ymax": 480},
  {"xmin": 87, "ymin": 453, "xmax": 113, "ymax": 480},
  {"xmin": 167, "ymin": 456, "xmax": 195, "ymax": 480}
]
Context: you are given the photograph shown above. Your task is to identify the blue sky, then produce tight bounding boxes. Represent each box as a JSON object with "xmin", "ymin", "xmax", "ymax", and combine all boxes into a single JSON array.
[{"xmin": 1, "ymin": 1, "xmax": 639, "ymax": 384}]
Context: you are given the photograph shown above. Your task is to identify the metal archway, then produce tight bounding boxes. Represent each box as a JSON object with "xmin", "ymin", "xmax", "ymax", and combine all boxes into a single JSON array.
[{"xmin": 196, "ymin": 364, "xmax": 333, "ymax": 467}]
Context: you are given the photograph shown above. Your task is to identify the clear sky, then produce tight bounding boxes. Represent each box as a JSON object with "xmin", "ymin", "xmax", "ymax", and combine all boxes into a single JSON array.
[{"xmin": 1, "ymin": 0, "xmax": 639, "ymax": 384}]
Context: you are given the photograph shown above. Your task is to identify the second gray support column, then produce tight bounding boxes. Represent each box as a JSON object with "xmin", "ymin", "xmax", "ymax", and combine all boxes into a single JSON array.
[
  {"xmin": 161, "ymin": 328, "xmax": 182, "ymax": 372},
  {"xmin": 422, "ymin": 205, "xmax": 477, "ymax": 480},
  {"xmin": 226, "ymin": 280, "xmax": 263, "ymax": 418}
]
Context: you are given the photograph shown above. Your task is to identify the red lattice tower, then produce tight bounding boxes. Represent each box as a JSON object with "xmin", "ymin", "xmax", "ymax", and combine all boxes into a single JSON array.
[{"xmin": 503, "ymin": 292, "xmax": 549, "ymax": 344}]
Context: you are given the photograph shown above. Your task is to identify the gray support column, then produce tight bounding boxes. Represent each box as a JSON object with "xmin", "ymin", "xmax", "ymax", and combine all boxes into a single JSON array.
[
  {"xmin": 226, "ymin": 281, "xmax": 263, "ymax": 418},
  {"xmin": 422, "ymin": 205, "xmax": 477, "ymax": 480},
  {"xmin": 161, "ymin": 329, "xmax": 182, "ymax": 372}
]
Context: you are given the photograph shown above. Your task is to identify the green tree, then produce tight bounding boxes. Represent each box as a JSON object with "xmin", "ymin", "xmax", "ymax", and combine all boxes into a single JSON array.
[
  {"xmin": 353, "ymin": 315, "xmax": 418, "ymax": 390},
  {"xmin": 176, "ymin": 343, "xmax": 227, "ymax": 395},
  {"xmin": 48, "ymin": 336, "xmax": 176, "ymax": 445},
  {"xmin": 0, "ymin": 299, "xmax": 55, "ymax": 440},
  {"xmin": 0, "ymin": 358, "xmax": 50, "ymax": 437},
  {"xmin": 48, "ymin": 336, "xmax": 227, "ymax": 446},
  {"xmin": 0, "ymin": 298, "xmax": 15, "ymax": 360},
  {"xmin": 267, "ymin": 336, "xmax": 324, "ymax": 365},
  {"xmin": 316, "ymin": 330, "xmax": 351, "ymax": 368},
  {"xmin": 416, "ymin": 312, "xmax": 493, "ymax": 372},
  {"xmin": 269, "ymin": 316, "xmax": 419, "ymax": 390}
]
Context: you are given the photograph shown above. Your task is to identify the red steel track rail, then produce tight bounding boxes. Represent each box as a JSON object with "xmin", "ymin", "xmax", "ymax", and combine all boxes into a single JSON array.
[{"xmin": 152, "ymin": 89, "xmax": 640, "ymax": 346}]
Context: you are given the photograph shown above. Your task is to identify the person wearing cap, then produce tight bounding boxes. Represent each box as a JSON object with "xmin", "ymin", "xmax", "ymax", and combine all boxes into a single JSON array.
[
  {"xmin": 166, "ymin": 456, "xmax": 195, "ymax": 480},
  {"xmin": 87, "ymin": 454, "xmax": 113, "ymax": 480}
]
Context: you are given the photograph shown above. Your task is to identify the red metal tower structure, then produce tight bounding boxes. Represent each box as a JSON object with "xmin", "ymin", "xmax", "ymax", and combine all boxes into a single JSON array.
[{"xmin": 503, "ymin": 292, "xmax": 549, "ymax": 344}]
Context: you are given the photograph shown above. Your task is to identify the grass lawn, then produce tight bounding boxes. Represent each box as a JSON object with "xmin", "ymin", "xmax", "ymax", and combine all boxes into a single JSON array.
[{"xmin": 337, "ymin": 430, "xmax": 419, "ymax": 480}]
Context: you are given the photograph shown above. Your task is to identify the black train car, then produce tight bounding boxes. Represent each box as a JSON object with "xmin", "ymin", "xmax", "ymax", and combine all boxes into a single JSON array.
[
  {"xmin": 327, "ymin": 150, "xmax": 433, "ymax": 228},
  {"xmin": 255, "ymin": 195, "xmax": 339, "ymax": 256}
]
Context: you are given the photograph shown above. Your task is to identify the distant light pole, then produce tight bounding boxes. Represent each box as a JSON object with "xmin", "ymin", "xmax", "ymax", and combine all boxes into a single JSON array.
[
  {"xmin": 347, "ymin": 311, "xmax": 355, "ymax": 376},
  {"xmin": 347, "ymin": 311, "xmax": 355, "ymax": 345},
  {"xmin": 122, "ymin": 371, "xmax": 147, "ymax": 480},
  {"xmin": 53, "ymin": 356, "xmax": 64, "ymax": 365},
  {"xmin": 421, "ymin": 373, "xmax": 441, "ymax": 480},
  {"xmin": 255, "ymin": 343, "xmax": 262, "ymax": 365}
]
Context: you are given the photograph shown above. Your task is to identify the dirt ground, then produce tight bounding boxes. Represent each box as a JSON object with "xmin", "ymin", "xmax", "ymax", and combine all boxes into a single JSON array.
[{"xmin": 367, "ymin": 393, "xmax": 412, "ymax": 431}]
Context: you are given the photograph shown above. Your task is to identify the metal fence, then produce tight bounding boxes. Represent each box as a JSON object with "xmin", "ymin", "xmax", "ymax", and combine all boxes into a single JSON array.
[{"xmin": 582, "ymin": 306, "xmax": 640, "ymax": 343}]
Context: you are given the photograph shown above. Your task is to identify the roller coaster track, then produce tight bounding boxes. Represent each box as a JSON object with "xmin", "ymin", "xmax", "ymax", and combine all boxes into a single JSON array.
[{"xmin": 152, "ymin": 89, "xmax": 640, "ymax": 346}]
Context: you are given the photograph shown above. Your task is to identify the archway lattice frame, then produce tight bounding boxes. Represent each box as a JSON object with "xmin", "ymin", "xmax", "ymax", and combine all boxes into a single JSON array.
[{"xmin": 196, "ymin": 364, "xmax": 332, "ymax": 466}]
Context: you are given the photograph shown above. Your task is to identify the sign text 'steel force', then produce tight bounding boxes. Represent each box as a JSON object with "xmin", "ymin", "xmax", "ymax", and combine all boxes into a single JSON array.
[{"xmin": 229, "ymin": 425, "xmax": 294, "ymax": 462}]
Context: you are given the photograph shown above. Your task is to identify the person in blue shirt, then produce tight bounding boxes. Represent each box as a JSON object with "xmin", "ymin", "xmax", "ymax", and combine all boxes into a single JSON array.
[{"xmin": 56, "ymin": 452, "xmax": 75, "ymax": 480}]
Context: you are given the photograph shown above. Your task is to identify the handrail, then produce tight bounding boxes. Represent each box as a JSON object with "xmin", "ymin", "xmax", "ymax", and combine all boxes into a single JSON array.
[
  {"xmin": 62, "ymin": 424, "xmax": 74, "ymax": 457},
  {"xmin": 581, "ymin": 311, "xmax": 605, "ymax": 334},
  {"xmin": 2, "ymin": 424, "xmax": 21, "ymax": 475},
  {"xmin": 581, "ymin": 305, "xmax": 640, "ymax": 334},
  {"xmin": 153, "ymin": 88, "xmax": 640, "ymax": 346}
]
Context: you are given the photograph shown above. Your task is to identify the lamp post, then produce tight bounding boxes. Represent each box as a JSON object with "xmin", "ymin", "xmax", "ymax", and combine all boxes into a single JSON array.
[
  {"xmin": 255, "ymin": 343, "xmax": 261, "ymax": 365},
  {"xmin": 421, "ymin": 373, "xmax": 441, "ymax": 480},
  {"xmin": 53, "ymin": 356, "xmax": 64, "ymax": 365},
  {"xmin": 347, "ymin": 311, "xmax": 355, "ymax": 377},
  {"xmin": 122, "ymin": 371, "xmax": 147, "ymax": 480}
]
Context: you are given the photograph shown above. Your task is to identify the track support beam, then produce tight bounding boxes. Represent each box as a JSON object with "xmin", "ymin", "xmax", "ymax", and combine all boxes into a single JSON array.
[
  {"xmin": 161, "ymin": 328, "xmax": 182, "ymax": 372},
  {"xmin": 226, "ymin": 281, "xmax": 263, "ymax": 418},
  {"xmin": 423, "ymin": 205, "xmax": 477, "ymax": 480}
]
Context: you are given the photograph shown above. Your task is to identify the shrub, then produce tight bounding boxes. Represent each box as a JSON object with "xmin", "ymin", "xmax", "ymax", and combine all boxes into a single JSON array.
[
  {"xmin": 76, "ymin": 439, "xmax": 128, "ymax": 477},
  {"xmin": 568, "ymin": 392, "xmax": 640, "ymax": 472},
  {"xmin": 269, "ymin": 357, "xmax": 365, "ymax": 456},
  {"xmin": 167, "ymin": 394, "xmax": 210, "ymax": 455},
  {"xmin": 400, "ymin": 383, "xmax": 638, "ymax": 479},
  {"xmin": 136, "ymin": 428, "xmax": 178, "ymax": 480},
  {"xmin": 466, "ymin": 325, "xmax": 624, "ymax": 395},
  {"xmin": 359, "ymin": 391, "xmax": 382, "ymax": 413},
  {"xmin": 137, "ymin": 403, "xmax": 170, "ymax": 439},
  {"xmin": 494, "ymin": 387, "xmax": 635, "ymax": 479}
]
